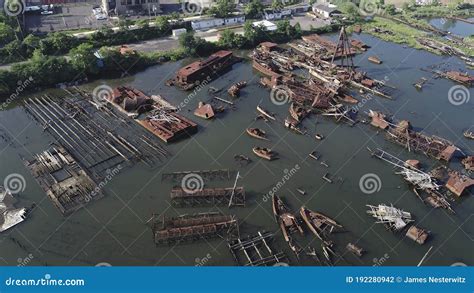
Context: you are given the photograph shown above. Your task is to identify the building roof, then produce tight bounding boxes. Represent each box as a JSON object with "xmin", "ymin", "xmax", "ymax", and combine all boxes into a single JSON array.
[
  {"xmin": 252, "ymin": 20, "xmax": 277, "ymax": 31},
  {"xmin": 313, "ymin": 4, "xmax": 339, "ymax": 13}
]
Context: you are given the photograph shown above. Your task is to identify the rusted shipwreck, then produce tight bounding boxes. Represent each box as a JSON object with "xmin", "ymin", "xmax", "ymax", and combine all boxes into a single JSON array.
[
  {"xmin": 138, "ymin": 110, "xmax": 198, "ymax": 143},
  {"xmin": 151, "ymin": 212, "xmax": 238, "ymax": 245},
  {"xmin": 369, "ymin": 110, "xmax": 460, "ymax": 162},
  {"xmin": 167, "ymin": 50, "xmax": 240, "ymax": 90},
  {"xmin": 170, "ymin": 186, "xmax": 245, "ymax": 207}
]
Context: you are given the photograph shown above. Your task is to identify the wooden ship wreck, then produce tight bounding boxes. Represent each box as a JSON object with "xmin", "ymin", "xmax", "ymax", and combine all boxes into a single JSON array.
[
  {"xmin": 253, "ymin": 147, "xmax": 278, "ymax": 161},
  {"xmin": 366, "ymin": 204, "xmax": 414, "ymax": 231},
  {"xmin": 166, "ymin": 50, "xmax": 240, "ymax": 90},
  {"xmin": 138, "ymin": 109, "xmax": 198, "ymax": 143},
  {"xmin": 368, "ymin": 110, "xmax": 460, "ymax": 162},
  {"xmin": 228, "ymin": 231, "xmax": 288, "ymax": 266},
  {"xmin": 227, "ymin": 81, "xmax": 247, "ymax": 97},
  {"xmin": 25, "ymin": 145, "xmax": 102, "ymax": 215},
  {"xmin": 272, "ymin": 195, "xmax": 304, "ymax": 255},
  {"xmin": 246, "ymin": 128, "xmax": 268, "ymax": 141},
  {"xmin": 300, "ymin": 206, "xmax": 343, "ymax": 241},
  {"xmin": 151, "ymin": 212, "xmax": 238, "ymax": 245}
]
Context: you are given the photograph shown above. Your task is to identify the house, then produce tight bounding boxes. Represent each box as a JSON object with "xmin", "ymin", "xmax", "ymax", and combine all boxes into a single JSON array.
[
  {"xmin": 252, "ymin": 20, "xmax": 277, "ymax": 32},
  {"xmin": 191, "ymin": 15, "xmax": 245, "ymax": 30},
  {"xmin": 312, "ymin": 4, "xmax": 341, "ymax": 18},
  {"xmin": 263, "ymin": 8, "xmax": 292, "ymax": 20}
]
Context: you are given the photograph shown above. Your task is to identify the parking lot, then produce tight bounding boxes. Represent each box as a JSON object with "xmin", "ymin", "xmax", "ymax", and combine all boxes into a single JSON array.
[
  {"xmin": 290, "ymin": 13, "xmax": 331, "ymax": 31},
  {"xmin": 25, "ymin": 1, "xmax": 114, "ymax": 33}
]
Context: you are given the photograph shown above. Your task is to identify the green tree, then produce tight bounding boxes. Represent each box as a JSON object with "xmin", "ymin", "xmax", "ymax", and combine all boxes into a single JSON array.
[
  {"xmin": 245, "ymin": 0, "xmax": 264, "ymax": 19},
  {"xmin": 209, "ymin": 0, "xmax": 235, "ymax": 18},
  {"xmin": 155, "ymin": 16, "xmax": 170, "ymax": 33},
  {"xmin": 384, "ymin": 4, "xmax": 396, "ymax": 15},
  {"xmin": 69, "ymin": 43, "xmax": 99, "ymax": 75},
  {"xmin": 0, "ymin": 23, "xmax": 15, "ymax": 45},
  {"xmin": 271, "ymin": 0, "xmax": 284, "ymax": 10},
  {"xmin": 22, "ymin": 34, "xmax": 41, "ymax": 56},
  {"xmin": 179, "ymin": 31, "xmax": 198, "ymax": 55}
]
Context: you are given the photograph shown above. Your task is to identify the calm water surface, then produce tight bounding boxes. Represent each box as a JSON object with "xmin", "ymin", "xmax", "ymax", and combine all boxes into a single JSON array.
[{"xmin": 0, "ymin": 30, "xmax": 473, "ymax": 266}]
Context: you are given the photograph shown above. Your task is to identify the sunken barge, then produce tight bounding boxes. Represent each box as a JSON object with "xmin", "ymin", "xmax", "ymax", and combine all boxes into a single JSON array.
[
  {"xmin": 151, "ymin": 212, "xmax": 238, "ymax": 245},
  {"xmin": 167, "ymin": 50, "xmax": 240, "ymax": 90}
]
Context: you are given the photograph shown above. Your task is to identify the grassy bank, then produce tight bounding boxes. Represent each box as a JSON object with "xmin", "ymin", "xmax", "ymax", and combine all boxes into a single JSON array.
[{"xmin": 359, "ymin": 16, "xmax": 474, "ymax": 57}]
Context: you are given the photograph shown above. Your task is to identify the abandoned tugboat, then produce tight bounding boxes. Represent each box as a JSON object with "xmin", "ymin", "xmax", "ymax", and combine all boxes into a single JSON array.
[
  {"xmin": 252, "ymin": 147, "xmax": 277, "ymax": 161},
  {"xmin": 246, "ymin": 128, "xmax": 268, "ymax": 141},
  {"xmin": 300, "ymin": 206, "xmax": 343, "ymax": 240},
  {"xmin": 166, "ymin": 50, "xmax": 240, "ymax": 90}
]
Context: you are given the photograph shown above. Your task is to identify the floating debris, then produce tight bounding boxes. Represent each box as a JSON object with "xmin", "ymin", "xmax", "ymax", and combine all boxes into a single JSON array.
[
  {"xmin": 406, "ymin": 225, "xmax": 429, "ymax": 245},
  {"xmin": 228, "ymin": 231, "xmax": 287, "ymax": 266},
  {"xmin": 368, "ymin": 56, "xmax": 382, "ymax": 64},
  {"xmin": 296, "ymin": 188, "xmax": 306, "ymax": 195},
  {"xmin": 227, "ymin": 81, "xmax": 247, "ymax": 97},
  {"xmin": 170, "ymin": 187, "xmax": 245, "ymax": 207},
  {"xmin": 346, "ymin": 243, "xmax": 364, "ymax": 257},
  {"xmin": 256, "ymin": 105, "xmax": 276, "ymax": 121},
  {"xmin": 194, "ymin": 102, "xmax": 215, "ymax": 119},
  {"xmin": 366, "ymin": 204, "xmax": 414, "ymax": 231},
  {"xmin": 445, "ymin": 171, "xmax": 474, "ymax": 197},
  {"xmin": 0, "ymin": 188, "xmax": 28, "ymax": 233}
]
